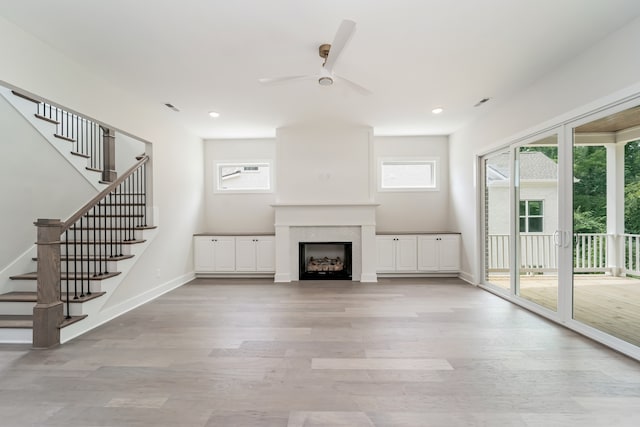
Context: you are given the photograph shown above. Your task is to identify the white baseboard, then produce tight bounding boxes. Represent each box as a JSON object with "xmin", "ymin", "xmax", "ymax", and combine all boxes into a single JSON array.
[
  {"xmin": 458, "ymin": 271, "xmax": 477, "ymax": 285},
  {"xmin": 274, "ymin": 273, "xmax": 291, "ymax": 283},
  {"xmin": 359, "ymin": 273, "xmax": 378, "ymax": 282},
  {"xmin": 60, "ymin": 272, "xmax": 195, "ymax": 343}
]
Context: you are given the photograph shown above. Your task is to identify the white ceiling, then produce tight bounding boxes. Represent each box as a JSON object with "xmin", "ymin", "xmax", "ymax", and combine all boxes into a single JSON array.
[{"xmin": 2, "ymin": 0, "xmax": 640, "ymax": 139}]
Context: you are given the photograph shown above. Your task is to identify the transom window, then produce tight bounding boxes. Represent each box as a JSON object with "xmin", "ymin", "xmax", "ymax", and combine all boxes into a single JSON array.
[
  {"xmin": 215, "ymin": 162, "xmax": 272, "ymax": 193},
  {"xmin": 379, "ymin": 158, "xmax": 439, "ymax": 191},
  {"xmin": 519, "ymin": 200, "xmax": 544, "ymax": 232}
]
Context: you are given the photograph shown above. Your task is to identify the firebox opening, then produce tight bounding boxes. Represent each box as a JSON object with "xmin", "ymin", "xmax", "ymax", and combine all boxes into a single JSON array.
[{"xmin": 299, "ymin": 242, "xmax": 352, "ymax": 280}]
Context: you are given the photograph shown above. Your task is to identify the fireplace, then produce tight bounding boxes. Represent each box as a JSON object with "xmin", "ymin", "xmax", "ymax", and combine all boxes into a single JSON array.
[{"xmin": 299, "ymin": 242, "xmax": 352, "ymax": 280}]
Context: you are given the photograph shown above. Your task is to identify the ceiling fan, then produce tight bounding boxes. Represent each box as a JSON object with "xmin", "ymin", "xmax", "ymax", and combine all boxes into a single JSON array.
[{"xmin": 258, "ymin": 19, "xmax": 371, "ymax": 96}]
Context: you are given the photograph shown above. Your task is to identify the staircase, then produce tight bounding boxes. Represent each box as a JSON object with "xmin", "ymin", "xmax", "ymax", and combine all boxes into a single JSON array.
[{"xmin": 0, "ymin": 89, "xmax": 155, "ymax": 347}]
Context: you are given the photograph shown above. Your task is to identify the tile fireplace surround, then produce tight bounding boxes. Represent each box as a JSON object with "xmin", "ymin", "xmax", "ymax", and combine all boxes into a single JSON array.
[{"xmin": 272, "ymin": 203, "xmax": 378, "ymax": 282}]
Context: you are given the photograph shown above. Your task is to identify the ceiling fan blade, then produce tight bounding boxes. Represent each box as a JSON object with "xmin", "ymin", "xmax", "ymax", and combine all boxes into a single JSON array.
[
  {"xmin": 335, "ymin": 75, "xmax": 372, "ymax": 96},
  {"xmin": 258, "ymin": 75, "xmax": 314, "ymax": 85},
  {"xmin": 323, "ymin": 19, "xmax": 356, "ymax": 73}
]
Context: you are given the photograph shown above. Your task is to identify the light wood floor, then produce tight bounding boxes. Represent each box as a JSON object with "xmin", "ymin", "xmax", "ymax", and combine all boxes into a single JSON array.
[
  {"xmin": 488, "ymin": 274, "xmax": 640, "ymax": 347},
  {"xmin": 1, "ymin": 277, "xmax": 639, "ymax": 426}
]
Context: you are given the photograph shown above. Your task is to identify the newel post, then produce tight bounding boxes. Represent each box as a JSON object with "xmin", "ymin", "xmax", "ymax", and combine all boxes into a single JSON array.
[
  {"xmin": 101, "ymin": 126, "xmax": 117, "ymax": 182},
  {"xmin": 33, "ymin": 219, "xmax": 63, "ymax": 349}
]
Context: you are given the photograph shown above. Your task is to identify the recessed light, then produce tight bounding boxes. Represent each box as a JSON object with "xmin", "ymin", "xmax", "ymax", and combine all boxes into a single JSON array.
[
  {"xmin": 432, "ymin": 107, "xmax": 443, "ymax": 114},
  {"xmin": 209, "ymin": 111, "xmax": 220, "ymax": 118}
]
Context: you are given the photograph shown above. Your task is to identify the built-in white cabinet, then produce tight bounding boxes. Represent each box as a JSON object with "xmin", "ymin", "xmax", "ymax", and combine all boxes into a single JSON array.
[
  {"xmin": 235, "ymin": 236, "xmax": 275, "ymax": 272},
  {"xmin": 194, "ymin": 236, "xmax": 236, "ymax": 272},
  {"xmin": 376, "ymin": 233, "xmax": 460, "ymax": 274},
  {"xmin": 417, "ymin": 234, "xmax": 460, "ymax": 272},
  {"xmin": 194, "ymin": 235, "xmax": 275, "ymax": 274},
  {"xmin": 376, "ymin": 235, "xmax": 418, "ymax": 272}
]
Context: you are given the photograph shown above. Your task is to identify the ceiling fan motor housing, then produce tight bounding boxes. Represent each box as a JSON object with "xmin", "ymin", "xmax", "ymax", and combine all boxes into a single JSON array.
[{"xmin": 319, "ymin": 43, "xmax": 331, "ymax": 59}]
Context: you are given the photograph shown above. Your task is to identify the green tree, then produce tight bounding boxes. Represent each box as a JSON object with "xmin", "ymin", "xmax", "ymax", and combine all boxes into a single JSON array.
[
  {"xmin": 625, "ymin": 141, "xmax": 640, "ymax": 234},
  {"xmin": 573, "ymin": 146, "xmax": 607, "ymax": 232}
]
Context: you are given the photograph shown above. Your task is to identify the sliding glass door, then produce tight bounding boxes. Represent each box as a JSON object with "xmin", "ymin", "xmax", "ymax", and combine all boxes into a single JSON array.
[
  {"xmin": 571, "ymin": 103, "xmax": 640, "ymax": 347},
  {"xmin": 481, "ymin": 98, "xmax": 640, "ymax": 355},
  {"xmin": 483, "ymin": 149, "xmax": 511, "ymax": 291},
  {"xmin": 515, "ymin": 135, "xmax": 559, "ymax": 312}
]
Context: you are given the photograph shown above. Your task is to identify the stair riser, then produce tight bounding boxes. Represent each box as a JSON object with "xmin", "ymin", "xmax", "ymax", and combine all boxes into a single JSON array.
[
  {"xmin": 0, "ymin": 302, "xmax": 34, "ymax": 316},
  {"xmin": 0, "ymin": 328, "xmax": 31, "ymax": 344},
  {"xmin": 5, "ymin": 281, "xmax": 37, "ymax": 292},
  {"xmin": 62, "ymin": 229, "xmax": 143, "ymax": 241},
  {"xmin": 59, "ymin": 261, "xmax": 118, "ymax": 274},
  {"xmin": 61, "ymin": 245, "xmax": 134, "ymax": 256},
  {"xmin": 64, "ymin": 297, "xmax": 104, "ymax": 317},
  {"xmin": 73, "ymin": 217, "xmax": 148, "ymax": 229},
  {"xmin": 81, "ymin": 209, "xmax": 146, "ymax": 220}
]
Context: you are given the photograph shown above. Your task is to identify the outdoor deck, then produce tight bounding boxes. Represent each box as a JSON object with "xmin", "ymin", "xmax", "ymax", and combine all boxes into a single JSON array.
[{"xmin": 487, "ymin": 274, "xmax": 640, "ymax": 347}]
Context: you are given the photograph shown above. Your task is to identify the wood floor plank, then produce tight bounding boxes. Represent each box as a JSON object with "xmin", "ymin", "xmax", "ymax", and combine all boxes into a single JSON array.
[{"xmin": 0, "ymin": 277, "xmax": 639, "ymax": 427}]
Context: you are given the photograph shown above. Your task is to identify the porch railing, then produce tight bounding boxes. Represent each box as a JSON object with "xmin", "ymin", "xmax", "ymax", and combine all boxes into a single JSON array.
[
  {"xmin": 624, "ymin": 234, "xmax": 640, "ymax": 276},
  {"xmin": 487, "ymin": 233, "xmax": 610, "ymax": 273}
]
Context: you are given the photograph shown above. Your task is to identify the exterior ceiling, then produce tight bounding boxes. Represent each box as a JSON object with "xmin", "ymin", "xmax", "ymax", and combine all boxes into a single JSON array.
[
  {"xmin": 575, "ymin": 106, "xmax": 640, "ymax": 133},
  {"xmin": 1, "ymin": 0, "xmax": 640, "ymax": 139}
]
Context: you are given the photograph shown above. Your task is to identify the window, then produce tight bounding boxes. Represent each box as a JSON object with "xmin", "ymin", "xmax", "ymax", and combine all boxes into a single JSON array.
[
  {"xmin": 519, "ymin": 200, "xmax": 544, "ymax": 232},
  {"xmin": 215, "ymin": 162, "xmax": 272, "ymax": 193},
  {"xmin": 379, "ymin": 158, "xmax": 439, "ymax": 191}
]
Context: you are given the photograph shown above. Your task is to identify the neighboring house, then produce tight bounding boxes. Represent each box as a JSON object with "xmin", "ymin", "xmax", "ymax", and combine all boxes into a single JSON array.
[{"xmin": 486, "ymin": 151, "xmax": 559, "ymax": 236}]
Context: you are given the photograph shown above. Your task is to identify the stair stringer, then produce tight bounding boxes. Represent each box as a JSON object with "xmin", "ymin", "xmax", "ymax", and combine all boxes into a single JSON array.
[
  {"xmin": 0, "ymin": 86, "xmax": 105, "ymax": 191},
  {"xmin": 59, "ymin": 224, "xmax": 161, "ymax": 343}
]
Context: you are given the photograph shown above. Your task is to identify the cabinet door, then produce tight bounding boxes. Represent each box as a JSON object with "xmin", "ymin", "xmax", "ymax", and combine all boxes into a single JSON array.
[
  {"xmin": 417, "ymin": 235, "xmax": 439, "ymax": 271},
  {"xmin": 376, "ymin": 236, "xmax": 396, "ymax": 272},
  {"xmin": 438, "ymin": 235, "xmax": 460, "ymax": 271},
  {"xmin": 395, "ymin": 236, "xmax": 418, "ymax": 271},
  {"xmin": 194, "ymin": 237, "xmax": 216, "ymax": 272},
  {"xmin": 213, "ymin": 236, "xmax": 236, "ymax": 271},
  {"xmin": 255, "ymin": 237, "xmax": 275, "ymax": 272},
  {"xmin": 235, "ymin": 237, "xmax": 256, "ymax": 272}
]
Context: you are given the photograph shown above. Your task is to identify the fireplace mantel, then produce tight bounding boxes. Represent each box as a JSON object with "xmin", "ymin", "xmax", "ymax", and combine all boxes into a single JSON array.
[{"xmin": 272, "ymin": 203, "xmax": 379, "ymax": 283}]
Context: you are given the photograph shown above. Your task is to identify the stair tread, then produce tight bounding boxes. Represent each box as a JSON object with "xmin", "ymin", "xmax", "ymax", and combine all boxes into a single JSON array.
[
  {"xmin": 11, "ymin": 90, "xmax": 40, "ymax": 103},
  {"xmin": 97, "ymin": 203, "xmax": 147, "ymax": 206},
  {"xmin": 34, "ymin": 113, "xmax": 59, "ymax": 125},
  {"xmin": 71, "ymin": 151, "xmax": 90, "ymax": 159},
  {"xmin": 61, "ymin": 239, "xmax": 146, "ymax": 245},
  {"xmin": 0, "ymin": 291, "xmax": 106, "ymax": 303},
  {"xmin": 0, "ymin": 315, "xmax": 87, "ymax": 329},
  {"xmin": 60, "ymin": 315, "xmax": 87, "ymax": 328},
  {"xmin": 83, "ymin": 214, "xmax": 145, "ymax": 217},
  {"xmin": 62, "ymin": 291, "xmax": 106, "ymax": 302},
  {"xmin": 68, "ymin": 226, "xmax": 154, "ymax": 231},
  {"xmin": 54, "ymin": 254, "xmax": 134, "ymax": 261},
  {"xmin": 0, "ymin": 292, "xmax": 37, "ymax": 302},
  {"xmin": 0, "ymin": 315, "xmax": 33, "ymax": 329},
  {"xmin": 10, "ymin": 271, "xmax": 121, "ymax": 281},
  {"xmin": 54, "ymin": 133, "xmax": 75, "ymax": 142}
]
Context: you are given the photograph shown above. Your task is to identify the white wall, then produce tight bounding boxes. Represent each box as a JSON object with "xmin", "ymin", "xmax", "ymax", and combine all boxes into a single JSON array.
[
  {"xmin": 203, "ymin": 132, "xmax": 452, "ymax": 234},
  {"xmin": 115, "ymin": 131, "xmax": 147, "ymax": 174},
  {"xmin": 374, "ymin": 135, "xmax": 449, "ymax": 232},
  {"xmin": 0, "ymin": 95, "xmax": 96, "ymax": 269},
  {"xmin": 0, "ymin": 15, "xmax": 205, "ymax": 308},
  {"xmin": 276, "ymin": 126, "xmax": 373, "ymax": 204},
  {"xmin": 203, "ymin": 138, "xmax": 276, "ymax": 233},
  {"xmin": 450, "ymin": 15, "xmax": 640, "ymax": 283}
]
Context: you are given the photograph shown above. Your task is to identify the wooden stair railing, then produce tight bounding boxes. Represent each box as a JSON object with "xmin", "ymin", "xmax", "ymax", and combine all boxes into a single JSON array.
[
  {"xmin": 33, "ymin": 155, "xmax": 150, "ymax": 348},
  {"xmin": 11, "ymin": 90, "xmax": 116, "ymax": 182}
]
